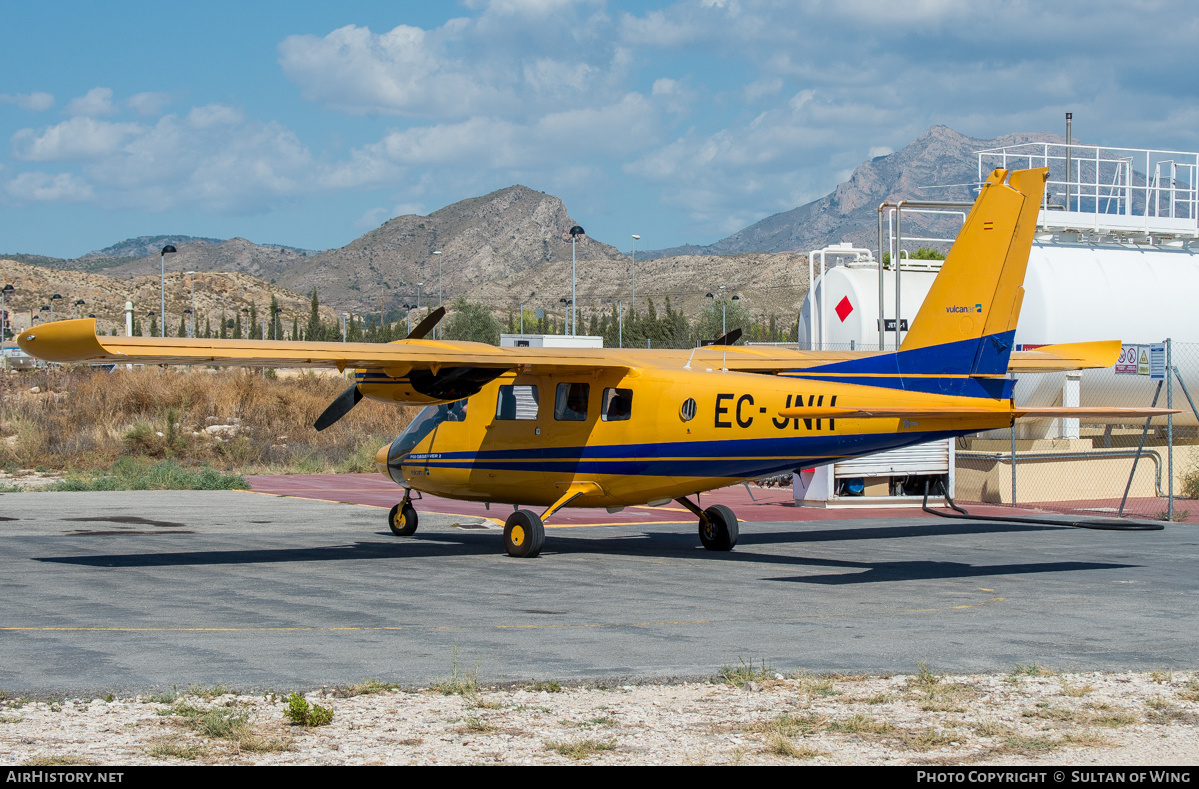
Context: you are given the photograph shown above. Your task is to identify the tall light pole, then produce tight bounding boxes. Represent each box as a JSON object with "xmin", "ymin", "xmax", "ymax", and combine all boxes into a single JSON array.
[
  {"xmin": 187, "ymin": 271, "xmax": 196, "ymax": 339},
  {"xmin": 159, "ymin": 245, "xmax": 176, "ymax": 337},
  {"xmin": 568, "ymin": 226, "xmax": 585, "ymax": 336},
  {"xmin": 433, "ymin": 250, "xmax": 442, "ymax": 339},
  {"xmin": 630, "ymin": 234, "xmax": 640, "ymax": 314},
  {"xmin": 1, "ymin": 284, "xmax": 14, "ymax": 351},
  {"xmin": 49, "ymin": 293, "xmax": 62, "ymax": 322}
]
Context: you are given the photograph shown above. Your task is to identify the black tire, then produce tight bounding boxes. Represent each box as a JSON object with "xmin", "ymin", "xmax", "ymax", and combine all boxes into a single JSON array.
[
  {"xmin": 504, "ymin": 509, "xmax": 545, "ymax": 558},
  {"xmin": 388, "ymin": 501, "xmax": 419, "ymax": 536},
  {"xmin": 699, "ymin": 504, "xmax": 738, "ymax": 551}
]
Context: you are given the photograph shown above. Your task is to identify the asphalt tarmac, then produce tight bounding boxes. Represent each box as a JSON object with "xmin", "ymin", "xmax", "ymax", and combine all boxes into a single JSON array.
[{"xmin": 1, "ymin": 489, "xmax": 1196, "ymax": 695}]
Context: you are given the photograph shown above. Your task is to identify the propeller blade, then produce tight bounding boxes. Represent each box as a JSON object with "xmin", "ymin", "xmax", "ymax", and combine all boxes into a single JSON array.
[
  {"xmin": 406, "ymin": 306, "xmax": 446, "ymax": 340},
  {"xmin": 314, "ymin": 384, "xmax": 364, "ymax": 431},
  {"xmin": 711, "ymin": 327, "xmax": 742, "ymax": 346}
]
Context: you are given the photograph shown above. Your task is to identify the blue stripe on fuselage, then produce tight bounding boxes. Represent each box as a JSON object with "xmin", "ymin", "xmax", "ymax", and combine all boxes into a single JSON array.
[
  {"xmin": 399, "ymin": 430, "xmax": 960, "ymax": 480},
  {"xmin": 782, "ymin": 331, "xmax": 1016, "ymax": 397}
]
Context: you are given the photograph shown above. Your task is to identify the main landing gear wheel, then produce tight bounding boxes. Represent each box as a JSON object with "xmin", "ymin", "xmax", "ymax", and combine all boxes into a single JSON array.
[
  {"xmin": 388, "ymin": 500, "xmax": 419, "ymax": 537},
  {"xmin": 699, "ymin": 504, "xmax": 738, "ymax": 551},
  {"xmin": 504, "ymin": 509, "xmax": 545, "ymax": 558}
]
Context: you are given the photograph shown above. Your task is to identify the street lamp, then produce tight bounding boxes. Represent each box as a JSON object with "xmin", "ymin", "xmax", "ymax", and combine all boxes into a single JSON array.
[
  {"xmin": 74, "ymin": 299, "xmax": 85, "ymax": 319},
  {"xmin": 433, "ymin": 250, "xmax": 442, "ymax": 339},
  {"xmin": 1, "ymin": 284, "xmax": 14, "ymax": 350},
  {"xmin": 630, "ymin": 234, "xmax": 640, "ymax": 314},
  {"xmin": 568, "ymin": 226, "xmax": 585, "ymax": 336},
  {"xmin": 187, "ymin": 271, "xmax": 196, "ymax": 339},
  {"xmin": 49, "ymin": 293, "xmax": 62, "ymax": 322},
  {"xmin": 559, "ymin": 298, "xmax": 573, "ymax": 335},
  {"xmin": 159, "ymin": 245, "xmax": 176, "ymax": 338}
]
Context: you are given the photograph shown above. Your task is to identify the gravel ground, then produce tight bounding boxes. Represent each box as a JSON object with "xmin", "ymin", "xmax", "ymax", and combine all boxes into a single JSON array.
[{"xmin": 2, "ymin": 669, "xmax": 1197, "ymax": 766}]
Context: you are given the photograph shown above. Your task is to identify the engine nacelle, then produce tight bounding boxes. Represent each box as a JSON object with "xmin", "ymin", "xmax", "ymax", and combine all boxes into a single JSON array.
[{"xmin": 355, "ymin": 366, "xmax": 505, "ymax": 406}]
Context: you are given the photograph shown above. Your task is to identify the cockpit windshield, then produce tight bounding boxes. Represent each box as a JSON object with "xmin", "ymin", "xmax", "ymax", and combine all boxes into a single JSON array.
[{"xmin": 387, "ymin": 400, "xmax": 468, "ymax": 467}]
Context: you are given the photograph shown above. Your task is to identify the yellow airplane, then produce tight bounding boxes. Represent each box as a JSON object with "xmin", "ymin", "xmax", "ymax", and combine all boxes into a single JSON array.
[{"xmin": 18, "ymin": 167, "xmax": 1170, "ymax": 558}]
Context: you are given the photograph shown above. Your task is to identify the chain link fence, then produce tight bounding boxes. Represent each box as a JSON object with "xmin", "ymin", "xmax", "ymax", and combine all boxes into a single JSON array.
[{"xmin": 956, "ymin": 339, "xmax": 1199, "ymax": 521}]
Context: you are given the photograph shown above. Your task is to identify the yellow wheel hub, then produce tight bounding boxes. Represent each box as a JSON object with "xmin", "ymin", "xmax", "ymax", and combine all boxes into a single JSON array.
[{"xmin": 510, "ymin": 525, "xmax": 525, "ymax": 546}]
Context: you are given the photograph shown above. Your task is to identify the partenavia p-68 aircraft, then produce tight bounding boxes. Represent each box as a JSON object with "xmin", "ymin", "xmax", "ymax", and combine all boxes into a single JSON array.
[{"xmin": 19, "ymin": 168, "xmax": 1172, "ymax": 557}]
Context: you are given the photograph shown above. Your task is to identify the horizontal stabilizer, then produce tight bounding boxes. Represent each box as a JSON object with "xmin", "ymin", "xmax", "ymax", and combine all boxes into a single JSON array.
[{"xmin": 1006, "ymin": 340, "xmax": 1122, "ymax": 373}]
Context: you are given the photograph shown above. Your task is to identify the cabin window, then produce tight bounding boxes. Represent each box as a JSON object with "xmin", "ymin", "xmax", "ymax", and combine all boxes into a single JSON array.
[
  {"xmin": 444, "ymin": 399, "xmax": 468, "ymax": 422},
  {"xmin": 495, "ymin": 384, "xmax": 539, "ymax": 420},
  {"xmin": 554, "ymin": 382, "xmax": 590, "ymax": 421},
  {"xmin": 601, "ymin": 388, "xmax": 633, "ymax": 421}
]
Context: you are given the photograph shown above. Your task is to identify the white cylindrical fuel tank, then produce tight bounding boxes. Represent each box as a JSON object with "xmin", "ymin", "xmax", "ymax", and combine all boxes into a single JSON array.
[
  {"xmin": 1014, "ymin": 242, "xmax": 1199, "ymax": 426},
  {"xmin": 797, "ymin": 265, "xmax": 937, "ymax": 350},
  {"xmin": 800, "ymin": 242, "xmax": 1199, "ymax": 425}
]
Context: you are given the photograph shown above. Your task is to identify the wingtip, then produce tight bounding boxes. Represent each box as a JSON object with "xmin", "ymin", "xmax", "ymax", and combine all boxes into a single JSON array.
[{"xmin": 16, "ymin": 318, "xmax": 109, "ymax": 363}]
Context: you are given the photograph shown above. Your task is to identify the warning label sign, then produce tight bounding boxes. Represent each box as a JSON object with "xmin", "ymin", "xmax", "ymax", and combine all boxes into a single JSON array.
[{"xmin": 1115, "ymin": 344, "xmax": 1145, "ymax": 375}]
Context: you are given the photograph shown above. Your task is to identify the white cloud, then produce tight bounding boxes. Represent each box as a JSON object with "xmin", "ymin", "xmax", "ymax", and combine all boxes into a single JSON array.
[
  {"xmin": 127, "ymin": 92, "xmax": 171, "ymax": 116},
  {"xmin": 0, "ymin": 92, "xmax": 55, "ymax": 111},
  {"xmin": 5, "ymin": 171, "xmax": 94, "ymax": 202},
  {"xmin": 278, "ymin": 24, "xmax": 507, "ymax": 119},
  {"xmin": 65, "ymin": 87, "xmax": 117, "ymax": 117},
  {"xmin": 5, "ymin": 104, "xmax": 318, "ymax": 213},
  {"xmin": 12, "ymin": 117, "xmax": 143, "ymax": 162}
]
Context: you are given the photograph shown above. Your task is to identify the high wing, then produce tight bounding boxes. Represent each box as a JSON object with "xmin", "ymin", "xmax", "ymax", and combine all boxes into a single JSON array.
[
  {"xmin": 18, "ymin": 318, "xmax": 1118, "ymax": 376},
  {"xmin": 16, "ymin": 318, "xmax": 629, "ymax": 373}
]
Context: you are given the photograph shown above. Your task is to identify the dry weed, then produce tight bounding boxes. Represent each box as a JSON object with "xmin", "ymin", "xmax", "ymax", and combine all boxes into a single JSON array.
[{"xmin": 0, "ymin": 366, "xmax": 414, "ymax": 473}]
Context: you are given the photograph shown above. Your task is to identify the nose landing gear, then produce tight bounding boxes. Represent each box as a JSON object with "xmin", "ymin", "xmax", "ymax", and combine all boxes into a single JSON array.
[{"xmin": 388, "ymin": 497, "xmax": 419, "ymax": 536}]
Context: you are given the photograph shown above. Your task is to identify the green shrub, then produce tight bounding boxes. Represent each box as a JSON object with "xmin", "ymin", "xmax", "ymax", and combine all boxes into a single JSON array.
[{"xmin": 283, "ymin": 692, "xmax": 334, "ymax": 727}]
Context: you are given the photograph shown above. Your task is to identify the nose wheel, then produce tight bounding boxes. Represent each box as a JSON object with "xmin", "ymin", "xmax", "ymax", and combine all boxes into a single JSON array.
[
  {"xmin": 388, "ymin": 499, "xmax": 419, "ymax": 536},
  {"xmin": 504, "ymin": 509, "xmax": 545, "ymax": 558}
]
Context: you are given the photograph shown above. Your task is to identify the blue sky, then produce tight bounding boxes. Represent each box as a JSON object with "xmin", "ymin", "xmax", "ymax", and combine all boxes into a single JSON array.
[{"xmin": 2, "ymin": 0, "xmax": 1197, "ymax": 258}]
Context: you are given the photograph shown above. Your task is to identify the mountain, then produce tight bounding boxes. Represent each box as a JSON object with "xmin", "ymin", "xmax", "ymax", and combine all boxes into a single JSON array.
[
  {"xmin": 638, "ymin": 125, "xmax": 1064, "ymax": 259},
  {"xmin": 283, "ymin": 185, "xmax": 626, "ymax": 312},
  {"xmin": 80, "ymin": 235, "xmax": 229, "ymax": 260}
]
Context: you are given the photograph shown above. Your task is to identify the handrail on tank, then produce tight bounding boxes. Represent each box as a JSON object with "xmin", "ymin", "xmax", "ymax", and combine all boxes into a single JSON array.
[
  {"xmin": 876, "ymin": 199, "xmax": 973, "ymax": 349},
  {"xmin": 807, "ymin": 242, "xmax": 873, "ymax": 351},
  {"xmin": 976, "ymin": 142, "xmax": 1199, "ymax": 238}
]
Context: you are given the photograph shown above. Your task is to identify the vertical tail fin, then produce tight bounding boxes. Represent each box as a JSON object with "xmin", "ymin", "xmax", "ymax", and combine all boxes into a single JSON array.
[
  {"xmin": 786, "ymin": 167, "xmax": 1048, "ymax": 398},
  {"xmin": 899, "ymin": 167, "xmax": 1047, "ymax": 374}
]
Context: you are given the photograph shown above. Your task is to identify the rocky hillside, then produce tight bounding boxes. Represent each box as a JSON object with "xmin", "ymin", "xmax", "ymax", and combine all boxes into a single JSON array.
[
  {"xmin": 639, "ymin": 125, "xmax": 1064, "ymax": 258},
  {"xmin": 283, "ymin": 185, "xmax": 626, "ymax": 313},
  {"xmin": 0, "ymin": 259, "xmax": 336, "ymax": 338}
]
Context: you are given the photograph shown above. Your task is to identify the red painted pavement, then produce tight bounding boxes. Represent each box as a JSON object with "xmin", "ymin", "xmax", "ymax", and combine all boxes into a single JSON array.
[{"xmin": 242, "ymin": 474, "xmax": 1131, "ymax": 526}]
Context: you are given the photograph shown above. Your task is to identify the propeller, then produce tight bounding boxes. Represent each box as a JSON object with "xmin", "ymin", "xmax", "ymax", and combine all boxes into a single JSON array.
[
  {"xmin": 312, "ymin": 307, "xmax": 448, "ymax": 431},
  {"xmin": 710, "ymin": 327, "xmax": 742, "ymax": 346},
  {"xmin": 314, "ymin": 382, "xmax": 364, "ymax": 431},
  {"xmin": 406, "ymin": 306, "xmax": 446, "ymax": 340}
]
